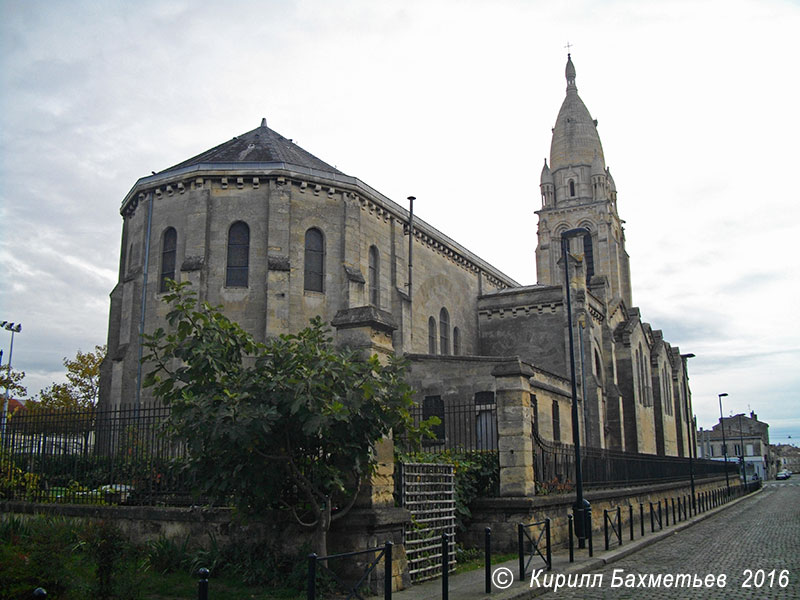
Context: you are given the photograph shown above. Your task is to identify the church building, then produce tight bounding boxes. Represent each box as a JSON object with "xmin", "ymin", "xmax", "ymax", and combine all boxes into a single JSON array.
[{"xmin": 99, "ymin": 56, "xmax": 696, "ymax": 470}]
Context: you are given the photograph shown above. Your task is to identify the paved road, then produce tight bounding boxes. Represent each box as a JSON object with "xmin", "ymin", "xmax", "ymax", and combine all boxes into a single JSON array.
[{"xmin": 535, "ymin": 483, "xmax": 799, "ymax": 599}]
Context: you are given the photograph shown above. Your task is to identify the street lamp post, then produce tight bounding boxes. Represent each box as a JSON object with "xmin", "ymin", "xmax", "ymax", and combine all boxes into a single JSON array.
[
  {"xmin": 1, "ymin": 321, "xmax": 23, "ymax": 441},
  {"xmin": 718, "ymin": 393, "xmax": 730, "ymax": 496},
  {"xmin": 561, "ymin": 227, "xmax": 591, "ymax": 549},
  {"xmin": 680, "ymin": 353, "xmax": 696, "ymax": 511},
  {"xmin": 738, "ymin": 413, "xmax": 746, "ymax": 482}
]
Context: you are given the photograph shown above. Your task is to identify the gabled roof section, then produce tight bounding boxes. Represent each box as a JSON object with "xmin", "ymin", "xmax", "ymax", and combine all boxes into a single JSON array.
[{"xmin": 159, "ymin": 118, "xmax": 344, "ymax": 176}]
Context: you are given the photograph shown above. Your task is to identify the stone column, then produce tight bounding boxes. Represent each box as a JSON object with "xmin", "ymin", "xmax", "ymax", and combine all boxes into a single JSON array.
[
  {"xmin": 492, "ymin": 359, "xmax": 536, "ymax": 497},
  {"xmin": 330, "ymin": 306, "xmax": 411, "ymax": 590},
  {"xmin": 331, "ymin": 306, "xmax": 399, "ymax": 507}
]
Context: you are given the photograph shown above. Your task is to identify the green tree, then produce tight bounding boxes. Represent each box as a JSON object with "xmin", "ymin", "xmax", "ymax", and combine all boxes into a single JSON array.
[
  {"xmin": 0, "ymin": 366, "xmax": 27, "ymax": 405},
  {"xmin": 143, "ymin": 282, "xmax": 423, "ymax": 556},
  {"xmin": 36, "ymin": 345, "xmax": 106, "ymax": 409}
]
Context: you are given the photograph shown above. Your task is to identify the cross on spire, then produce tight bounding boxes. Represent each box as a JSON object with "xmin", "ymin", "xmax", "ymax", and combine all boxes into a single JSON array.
[{"xmin": 564, "ymin": 41, "xmax": 573, "ymax": 56}]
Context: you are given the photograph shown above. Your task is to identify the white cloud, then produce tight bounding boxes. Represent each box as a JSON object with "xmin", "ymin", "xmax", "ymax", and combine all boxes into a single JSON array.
[{"xmin": 1, "ymin": 0, "xmax": 798, "ymax": 441}]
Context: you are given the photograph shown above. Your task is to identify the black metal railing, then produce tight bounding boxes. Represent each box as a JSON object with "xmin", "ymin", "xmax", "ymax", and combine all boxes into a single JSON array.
[
  {"xmin": 407, "ymin": 399, "xmax": 498, "ymax": 452},
  {"xmin": 533, "ymin": 430, "xmax": 738, "ymax": 489},
  {"xmin": 0, "ymin": 404, "xmax": 194, "ymax": 505},
  {"xmin": 308, "ymin": 542, "xmax": 393, "ymax": 600},
  {"xmin": 604, "ymin": 507, "xmax": 622, "ymax": 550},
  {"xmin": 517, "ymin": 519, "xmax": 551, "ymax": 579}
]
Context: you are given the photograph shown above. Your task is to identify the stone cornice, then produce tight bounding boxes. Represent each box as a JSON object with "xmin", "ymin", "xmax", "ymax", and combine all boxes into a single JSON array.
[{"xmin": 120, "ymin": 164, "xmax": 519, "ymax": 290}]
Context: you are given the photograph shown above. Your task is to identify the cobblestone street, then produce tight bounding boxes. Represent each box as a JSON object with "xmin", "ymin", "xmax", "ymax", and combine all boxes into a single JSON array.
[{"xmin": 535, "ymin": 483, "xmax": 799, "ymax": 599}]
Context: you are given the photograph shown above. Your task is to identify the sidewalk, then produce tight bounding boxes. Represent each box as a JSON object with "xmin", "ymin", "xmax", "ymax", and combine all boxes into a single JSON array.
[{"xmin": 392, "ymin": 488, "xmax": 761, "ymax": 600}]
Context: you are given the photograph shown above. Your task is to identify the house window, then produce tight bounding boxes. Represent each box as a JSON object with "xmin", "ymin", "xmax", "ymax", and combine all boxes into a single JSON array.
[
  {"xmin": 423, "ymin": 395, "xmax": 445, "ymax": 443},
  {"xmin": 428, "ymin": 317, "xmax": 437, "ymax": 354},
  {"xmin": 304, "ymin": 228, "xmax": 324, "ymax": 292},
  {"xmin": 452, "ymin": 327, "xmax": 461, "ymax": 355},
  {"xmin": 439, "ymin": 308, "xmax": 450, "ymax": 355},
  {"xmin": 226, "ymin": 221, "xmax": 249, "ymax": 287},
  {"xmin": 552, "ymin": 399, "xmax": 561, "ymax": 442},
  {"xmin": 159, "ymin": 227, "xmax": 177, "ymax": 292}
]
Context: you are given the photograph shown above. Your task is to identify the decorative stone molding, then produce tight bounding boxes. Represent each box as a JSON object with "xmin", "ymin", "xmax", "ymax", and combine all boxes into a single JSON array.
[
  {"xmin": 343, "ymin": 264, "xmax": 365, "ymax": 284},
  {"xmin": 180, "ymin": 256, "xmax": 204, "ymax": 272},
  {"xmin": 267, "ymin": 254, "xmax": 290, "ymax": 271}
]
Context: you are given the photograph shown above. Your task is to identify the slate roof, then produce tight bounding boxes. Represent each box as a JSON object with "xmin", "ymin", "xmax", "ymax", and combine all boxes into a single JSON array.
[{"xmin": 159, "ymin": 118, "xmax": 344, "ymax": 176}]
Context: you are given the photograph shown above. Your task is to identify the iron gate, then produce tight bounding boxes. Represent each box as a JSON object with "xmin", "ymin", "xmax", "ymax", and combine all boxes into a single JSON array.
[{"xmin": 398, "ymin": 462, "xmax": 456, "ymax": 582}]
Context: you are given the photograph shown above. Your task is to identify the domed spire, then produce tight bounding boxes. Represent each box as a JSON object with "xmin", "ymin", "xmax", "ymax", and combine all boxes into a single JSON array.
[
  {"xmin": 549, "ymin": 55, "xmax": 605, "ymax": 172},
  {"xmin": 540, "ymin": 158, "xmax": 554, "ymax": 184},
  {"xmin": 566, "ymin": 53, "xmax": 576, "ymax": 92}
]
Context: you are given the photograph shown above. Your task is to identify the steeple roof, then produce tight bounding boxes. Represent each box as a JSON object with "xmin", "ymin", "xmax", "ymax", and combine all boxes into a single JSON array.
[
  {"xmin": 159, "ymin": 118, "xmax": 343, "ymax": 176},
  {"xmin": 549, "ymin": 55, "xmax": 605, "ymax": 172}
]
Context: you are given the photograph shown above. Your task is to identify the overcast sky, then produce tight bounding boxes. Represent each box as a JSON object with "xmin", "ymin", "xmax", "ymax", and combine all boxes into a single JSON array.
[{"xmin": 1, "ymin": 0, "xmax": 798, "ymax": 444}]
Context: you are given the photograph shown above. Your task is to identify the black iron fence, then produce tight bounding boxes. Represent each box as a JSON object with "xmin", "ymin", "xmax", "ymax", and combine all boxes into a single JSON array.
[
  {"xmin": 408, "ymin": 398, "xmax": 497, "ymax": 452},
  {"xmin": 533, "ymin": 430, "xmax": 738, "ymax": 489},
  {"xmin": 0, "ymin": 404, "xmax": 193, "ymax": 505}
]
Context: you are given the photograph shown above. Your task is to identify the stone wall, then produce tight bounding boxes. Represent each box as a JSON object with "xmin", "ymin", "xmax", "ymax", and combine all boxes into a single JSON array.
[{"xmin": 462, "ymin": 476, "xmax": 739, "ymax": 552}]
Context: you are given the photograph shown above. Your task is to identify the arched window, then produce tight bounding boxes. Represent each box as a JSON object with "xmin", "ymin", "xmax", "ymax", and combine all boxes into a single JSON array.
[
  {"xmin": 428, "ymin": 317, "xmax": 437, "ymax": 354},
  {"xmin": 304, "ymin": 228, "xmax": 324, "ymax": 292},
  {"xmin": 368, "ymin": 245, "xmax": 380, "ymax": 306},
  {"xmin": 226, "ymin": 222, "xmax": 249, "ymax": 287},
  {"xmin": 159, "ymin": 227, "xmax": 177, "ymax": 293},
  {"xmin": 452, "ymin": 327, "xmax": 461, "ymax": 356},
  {"xmin": 569, "ymin": 180, "xmax": 576, "ymax": 197},
  {"xmin": 635, "ymin": 346, "xmax": 643, "ymax": 405},
  {"xmin": 439, "ymin": 308, "xmax": 450, "ymax": 355},
  {"xmin": 552, "ymin": 400, "xmax": 561, "ymax": 442}
]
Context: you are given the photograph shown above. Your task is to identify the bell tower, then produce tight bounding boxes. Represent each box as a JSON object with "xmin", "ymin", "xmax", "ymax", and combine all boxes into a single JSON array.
[{"xmin": 535, "ymin": 55, "xmax": 632, "ymax": 307}]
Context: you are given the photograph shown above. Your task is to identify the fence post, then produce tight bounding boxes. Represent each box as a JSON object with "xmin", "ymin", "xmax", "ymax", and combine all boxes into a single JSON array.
[
  {"xmin": 650, "ymin": 502, "xmax": 654, "ymax": 532},
  {"xmin": 307, "ymin": 554, "xmax": 317, "ymax": 600},
  {"xmin": 442, "ymin": 533, "xmax": 449, "ymax": 600},
  {"xmin": 197, "ymin": 568, "xmax": 209, "ymax": 600},
  {"xmin": 604, "ymin": 509, "xmax": 609, "ymax": 550},
  {"xmin": 485, "ymin": 528, "xmax": 491, "ymax": 594},
  {"xmin": 640, "ymin": 503, "xmax": 645, "ymax": 537},
  {"xmin": 545, "ymin": 518, "xmax": 552, "ymax": 570},
  {"xmin": 617, "ymin": 506, "xmax": 622, "ymax": 546},
  {"xmin": 672, "ymin": 498, "xmax": 676, "ymax": 524},
  {"xmin": 385, "ymin": 541, "xmax": 393, "ymax": 600},
  {"xmin": 518, "ymin": 523, "xmax": 525, "ymax": 580},
  {"xmin": 568, "ymin": 515, "xmax": 574, "ymax": 563},
  {"xmin": 629, "ymin": 505, "xmax": 634, "ymax": 541},
  {"xmin": 658, "ymin": 500, "xmax": 663, "ymax": 530},
  {"xmin": 586, "ymin": 507, "xmax": 593, "ymax": 557}
]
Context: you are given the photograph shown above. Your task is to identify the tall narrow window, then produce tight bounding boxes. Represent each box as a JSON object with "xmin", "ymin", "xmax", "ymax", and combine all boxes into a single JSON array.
[
  {"xmin": 226, "ymin": 222, "xmax": 249, "ymax": 287},
  {"xmin": 423, "ymin": 395, "xmax": 445, "ymax": 443},
  {"xmin": 569, "ymin": 180, "xmax": 576, "ymax": 197},
  {"xmin": 552, "ymin": 400, "xmax": 561, "ymax": 442},
  {"xmin": 428, "ymin": 317, "xmax": 437, "ymax": 354},
  {"xmin": 368, "ymin": 245, "xmax": 380, "ymax": 306},
  {"xmin": 439, "ymin": 308, "xmax": 450, "ymax": 355},
  {"xmin": 304, "ymin": 228, "xmax": 324, "ymax": 292},
  {"xmin": 452, "ymin": 327, "xmax": 461, "ymax": 355},
  {"xmin": 159, "ymin": 227, "xmax": 177, "ymax": 292}
]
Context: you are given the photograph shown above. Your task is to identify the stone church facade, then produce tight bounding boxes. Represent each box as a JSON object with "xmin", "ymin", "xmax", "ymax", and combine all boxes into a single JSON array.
[{"xmin": 99, "ymin": 56, "xmax": 696, "ymax": 471}]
